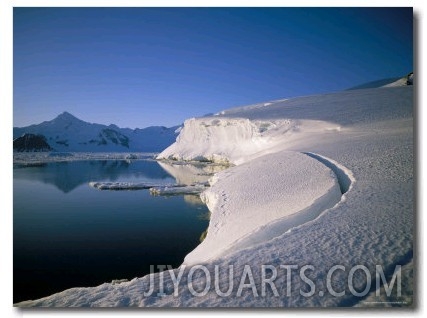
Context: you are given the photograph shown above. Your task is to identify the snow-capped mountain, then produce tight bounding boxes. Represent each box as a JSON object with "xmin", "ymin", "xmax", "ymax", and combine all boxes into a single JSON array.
[{"xmin": 13, "ymin": 112, "xmax": 180, "ymax": 152}]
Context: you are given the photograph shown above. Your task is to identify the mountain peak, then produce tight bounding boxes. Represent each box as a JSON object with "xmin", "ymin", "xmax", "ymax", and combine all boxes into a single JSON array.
[
  {"xmin": 56, "ymin": 111, "xmax": 79, "ymax": 121},
  {"xmin": 13, "ymin": 112, "xmax": 180, "ymax": 152}
]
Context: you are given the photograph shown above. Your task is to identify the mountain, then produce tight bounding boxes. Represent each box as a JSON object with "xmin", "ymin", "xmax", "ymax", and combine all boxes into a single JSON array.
[
  {"xmin": 13, "ymin": 112, "xmax": 180, "ymax": 152},
  {"xmin": 13, "ymin": 133, "xmax": 52, "ymax": 152}
]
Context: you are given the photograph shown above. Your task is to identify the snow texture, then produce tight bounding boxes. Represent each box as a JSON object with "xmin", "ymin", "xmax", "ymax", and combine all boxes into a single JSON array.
[
  {"xmin": 150, "ymin": 184, "xmax": 208, "ymax": 196},
  {"xmin": 89, "ymin": 181, "xmax": 174, "ymax": 191},
  {"xmin": 89, "ymin": 181, "xmax": 208, "ymax": 194},
  {"xmin": 16, "ymin": 86, "xmax": 413, "ymax": 307},
  {"xmin": 382, "ymin": 77, "xmax": 409, "ymax": 87},
  {"xmin": 184, "ymin": 151, "xmax": 342, "ymax": 265}
]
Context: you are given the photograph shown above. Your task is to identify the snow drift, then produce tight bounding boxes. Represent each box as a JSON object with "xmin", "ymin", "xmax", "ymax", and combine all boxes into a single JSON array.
[{"xmin": 184, "ymin": 151, "xmax": 342, "ymax": 265}]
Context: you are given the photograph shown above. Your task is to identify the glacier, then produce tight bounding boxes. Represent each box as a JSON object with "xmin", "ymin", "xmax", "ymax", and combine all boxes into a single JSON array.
[{"xmin": 16, "ymin": 85, "xmax": 413, "ymax": 307}]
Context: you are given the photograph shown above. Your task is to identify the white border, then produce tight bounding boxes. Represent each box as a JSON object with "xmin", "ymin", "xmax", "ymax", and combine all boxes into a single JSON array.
[{"xmin": 2, "ymin": 1, "xmax": 424, "ymax": 318}]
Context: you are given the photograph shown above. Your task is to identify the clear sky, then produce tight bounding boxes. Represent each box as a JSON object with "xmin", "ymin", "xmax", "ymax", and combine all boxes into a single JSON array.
[{"xmin": 13, "ymin": 7, "xmax": 413, "ymax": 129}]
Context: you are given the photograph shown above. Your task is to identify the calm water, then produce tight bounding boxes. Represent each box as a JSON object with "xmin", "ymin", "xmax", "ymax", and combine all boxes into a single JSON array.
[{"xmin": 13, "ymin": 159, "xmax": 210, "ymax": 303}]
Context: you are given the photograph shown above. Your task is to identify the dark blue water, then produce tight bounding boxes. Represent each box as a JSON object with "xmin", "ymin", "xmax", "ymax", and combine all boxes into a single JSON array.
[{"xmin": 13, "ymin": 159, "xmax": 209, "ymax": 303}]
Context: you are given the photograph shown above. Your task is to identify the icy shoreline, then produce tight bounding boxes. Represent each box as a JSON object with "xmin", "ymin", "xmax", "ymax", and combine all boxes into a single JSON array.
[
  {"xmin": 13, "ymin": 152, "xmax": 157, "ymax": 166},
  {"xmin": 88, "ymin": 181, "xmax": 208, "ymax": 194},
  {"xmin": 16, "ymin": 86, "xmax": 414, "ymax": 307}
]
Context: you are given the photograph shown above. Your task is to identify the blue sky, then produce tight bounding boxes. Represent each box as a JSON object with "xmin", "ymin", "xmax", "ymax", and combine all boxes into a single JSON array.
[{"xmin": 14, "ymin": 7, "xmax": 413, "ymax": 128}]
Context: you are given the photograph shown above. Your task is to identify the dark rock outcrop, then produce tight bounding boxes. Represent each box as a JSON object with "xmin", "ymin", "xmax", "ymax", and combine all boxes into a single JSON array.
[{"xmin": 13, "ymin": 134, "xmax": 52, "ymax": 152}]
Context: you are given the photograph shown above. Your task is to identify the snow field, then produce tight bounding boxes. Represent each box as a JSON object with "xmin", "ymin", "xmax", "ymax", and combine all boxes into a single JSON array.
[{"xmin": 184, "ymin": 151, "xmax": 342, "ymax": 265}]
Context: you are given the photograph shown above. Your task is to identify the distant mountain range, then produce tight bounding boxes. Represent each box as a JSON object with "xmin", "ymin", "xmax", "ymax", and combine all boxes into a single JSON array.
[{"xmin": 13, "ymin": 112, "xmax": 180, "ymax": 152}]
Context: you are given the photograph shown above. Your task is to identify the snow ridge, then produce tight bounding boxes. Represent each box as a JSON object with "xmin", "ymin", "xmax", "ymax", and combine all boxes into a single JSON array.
[
  {"xmin": 303, "ymin": 152, "xmax": 355, "ymax": 194},
  {"xmin": 219, "ymin": 152, "xmax": 356, "ymax": 259}
]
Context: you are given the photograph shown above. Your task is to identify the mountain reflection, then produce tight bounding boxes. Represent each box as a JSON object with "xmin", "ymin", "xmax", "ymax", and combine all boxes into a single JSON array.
[{"xmin": 13, "ymin": 160, "xmax": 173, "ymax": 193}]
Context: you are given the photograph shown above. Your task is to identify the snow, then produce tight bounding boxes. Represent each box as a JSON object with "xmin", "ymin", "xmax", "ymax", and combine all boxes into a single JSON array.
[
  {"xmin": 184, "ymin": 151, "xmax": 342, "ymax": 265},
  {"xmin": 382, "ymin": 77, "xmax": 409, "ymax": 87},
  {"xmin": 89, "ymin": 181, "xmax": 208, "ymax": 193},
  {"xmin": 150, "ymin": 184, "xmax": 208, "ymax": 196},
  {"xmin": 16, "ymin": 86, "xmax": 413, "ymax": 307},
  {"xmin": 89, "ymin": 181, "xmax": 174, "ymax": 190},
  {"xmin": 158, "ymin": 117, "xmax": 341, "ymax": 165},
  {"xmin": 157, "ymin": 161, "xmax": 228, "ymax": 185},
  {"xmin": 13, "ymin": 112, "xmax": 180, "ymax": 152}
]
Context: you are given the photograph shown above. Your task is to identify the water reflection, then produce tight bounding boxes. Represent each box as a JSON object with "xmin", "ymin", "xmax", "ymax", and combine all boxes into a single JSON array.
[
  {"xmin": 157, "ymin": 161, "xmax": 228, "ymax": 185},
  {"xmin": 13, "ymin": 158, "xmax": 230, "ymax": 194},
  {"xmin": 13, "ymin": 159, "xmax": 213, "ymax": 303},
  {"xmin": 13, "ymin": 160, "xmax": 173, "ymax": 193},
  {"xmin": 183, "ymin": 194, "xmax": 205, "ymax": 206}
]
